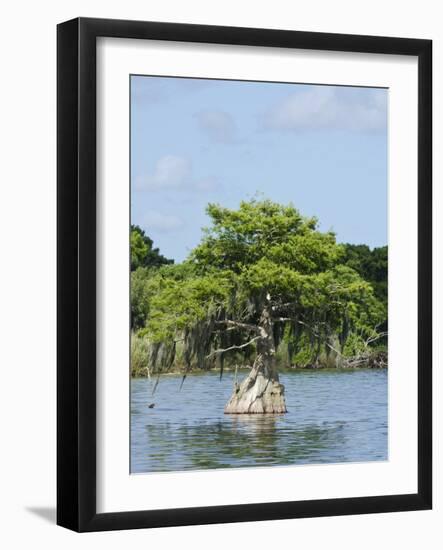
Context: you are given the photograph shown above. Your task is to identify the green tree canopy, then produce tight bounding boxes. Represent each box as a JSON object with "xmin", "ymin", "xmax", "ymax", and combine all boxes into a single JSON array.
[
  {"xmin": 139, "ymin": 200, "xmax": 387, "ymax": 380},
  {"xmin": 130, "ymin": 225, "xmax": 173, "ymax": 271},
  {"xmin": 342, "ymin": 243, "xmax": 387, "ymax": 304}
]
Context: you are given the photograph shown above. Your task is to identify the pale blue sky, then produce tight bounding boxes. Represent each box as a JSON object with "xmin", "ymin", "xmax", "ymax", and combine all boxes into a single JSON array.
[{"xmin": 131, "ymin": 75, "xmax": 387, "ymax": 263}]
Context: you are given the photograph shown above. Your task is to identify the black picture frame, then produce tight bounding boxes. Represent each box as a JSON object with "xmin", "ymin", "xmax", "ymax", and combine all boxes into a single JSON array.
[{"xmin": 57, "ymin": 17, "xmax": 432, "ymax": 532}]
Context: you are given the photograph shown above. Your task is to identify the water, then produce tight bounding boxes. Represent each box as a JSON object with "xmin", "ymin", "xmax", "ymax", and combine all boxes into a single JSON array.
[{"xmin": 131, "ymin": 369, "xmax": 387, "ymax": 473}]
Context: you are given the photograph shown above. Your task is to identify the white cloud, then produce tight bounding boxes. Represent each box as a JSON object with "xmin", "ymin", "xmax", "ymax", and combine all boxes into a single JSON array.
[
  {"xmin": 135, "ymin": 155, "xmax": 220, "ymax": 193},
  {"xmin": 262, "ymin": 87, "xmax": 387, "ymax": 132},
  {"xmin": 195, "ymin": 110, "xmax": 237, "ymax": 144},
  {"xmin": 143, "ymin": 211, "xmax": 184, "ymax": 232},
  {"xmin": 136, "ymin": 155, "xmax": 192, "ymax": 191}
]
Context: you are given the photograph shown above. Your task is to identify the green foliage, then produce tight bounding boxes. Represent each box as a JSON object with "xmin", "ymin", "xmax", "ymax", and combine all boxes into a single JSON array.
[
  {"xmin": 130, "ymin": 227, "xmax": 174, "ymax": 328},
  {"xmin": 131, "ymin": 267, "xmax": 154, "ymax": 329},
  {"xmin": 143, "ymin": 269, "xmax": 235, "ymax": 343},
  {"xmin": 342, "ymin": 244, "xmax": 387, "ymax": 304},
  {"xmin": 131, "ymin": 331, "xmax": 151, "ymax": 377},
  {"xmin": 342, "ymin": 243, "xmax": 388, "ymax": 349},
  {"xmin": 131, "ymin": 262, "xmax": 203, "ymax": 330},
  {"xmin": 191, "ymin": 200, "xmax": 326, "ymax": 273},
  {"xmin": 130, "ymin": 225, "xmax": 173, "ymax": 270},
  {"xmin": 130, "ymin": 199, "xmax": 388, "ymax": 373}
]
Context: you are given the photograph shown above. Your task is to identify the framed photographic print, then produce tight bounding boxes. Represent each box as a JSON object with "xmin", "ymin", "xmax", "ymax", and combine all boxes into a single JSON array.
[{"xmin": 57, "ymin": 17, "xmax": 432, "ymax": 532}]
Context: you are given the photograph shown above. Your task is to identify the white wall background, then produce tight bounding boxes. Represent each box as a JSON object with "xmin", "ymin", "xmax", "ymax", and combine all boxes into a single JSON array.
[{"xmin": 0, "ymin": 1, "xmax": 440, "ymax": 547}]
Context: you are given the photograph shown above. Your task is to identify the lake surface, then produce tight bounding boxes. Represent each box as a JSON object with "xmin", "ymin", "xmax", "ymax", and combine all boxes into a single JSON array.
[{"xmin": 131, "ymin": 369, "xmax": 387, "ymax": 473}]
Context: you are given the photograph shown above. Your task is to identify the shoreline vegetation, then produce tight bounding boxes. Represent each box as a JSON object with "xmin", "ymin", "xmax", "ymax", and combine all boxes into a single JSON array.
[
  {"xmin": 131, "ymin": 358, "xmax": 388, "ymax": 378},
  {"xmin": 131, "ymin": 334, "xmax": 387, "ymax": 377},
  {"xmin": 131, "ymin": 199, "xmax": 387, "ymax": 411},
  {"xmin": 131, "ymin": 328, "xmax": 388, "ymax": 377}
]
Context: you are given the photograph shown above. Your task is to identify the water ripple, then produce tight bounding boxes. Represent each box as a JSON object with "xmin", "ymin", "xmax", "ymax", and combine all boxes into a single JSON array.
[{"xmin": 131, "ymin": 369, "xmax": 388, "ymax": 473}]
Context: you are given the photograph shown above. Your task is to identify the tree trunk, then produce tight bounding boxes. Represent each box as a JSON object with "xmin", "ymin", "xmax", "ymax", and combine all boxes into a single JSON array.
[{"xmin": 224, "ymin": 308, "xmax": 287, "ymax": 414}]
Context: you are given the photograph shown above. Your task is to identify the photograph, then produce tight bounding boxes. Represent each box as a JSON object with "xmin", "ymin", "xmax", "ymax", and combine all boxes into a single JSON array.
[
  {"xmin": 130, "ymin": 75, "xmax": 389, "ymax": 474},
  {"xmin": 0, "ymin": 1, "xmax": 436, "ymax": 544}
]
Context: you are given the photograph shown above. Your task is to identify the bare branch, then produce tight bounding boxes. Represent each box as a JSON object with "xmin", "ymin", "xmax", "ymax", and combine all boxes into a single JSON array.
[
  {"xmin": 206, "ymin": 336, "xmax": 261, "ymax": 358},
  {"xmin": 364, "ymin": 331, "xmax": 388, "ymax": 346}
]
